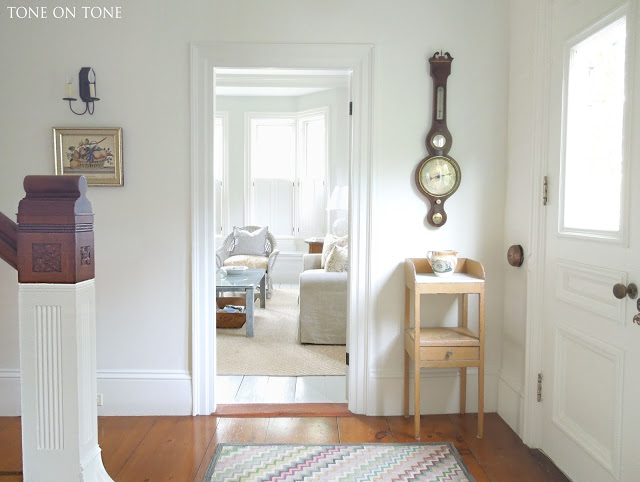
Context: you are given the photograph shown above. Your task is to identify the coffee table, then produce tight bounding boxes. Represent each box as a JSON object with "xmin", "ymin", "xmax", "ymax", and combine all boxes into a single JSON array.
[{"xmin": 216, "ymin": 268, "xmax": 266, "ymax": 337}]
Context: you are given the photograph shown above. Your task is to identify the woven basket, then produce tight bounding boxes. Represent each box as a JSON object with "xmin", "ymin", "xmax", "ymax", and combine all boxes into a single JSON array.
[{"xmin": 216, "ymin": 296, "xmax": 248, "ymax": 328}]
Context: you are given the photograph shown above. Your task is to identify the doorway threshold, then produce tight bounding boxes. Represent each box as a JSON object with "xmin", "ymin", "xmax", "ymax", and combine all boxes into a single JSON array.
[{"xmin": 215, "ymin": 403, "xmax": 351, "ymax": 417}]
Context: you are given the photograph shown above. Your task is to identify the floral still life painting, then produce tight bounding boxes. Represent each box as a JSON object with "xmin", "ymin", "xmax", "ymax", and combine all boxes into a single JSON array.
[{"xmin": 54, "ymin": 127, "xmax": 123, "ymax": 186}]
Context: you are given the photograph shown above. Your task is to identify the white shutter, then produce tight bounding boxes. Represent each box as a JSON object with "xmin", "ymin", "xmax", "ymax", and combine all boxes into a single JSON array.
[
  {"xmin": 214, "ymin": 179, "xmax": 223, "ymax": 234},
  {"xmin": 252, "ymin": 178, "xmax": 293, "ymax": 237},
  {"xmin": 252, "ymin": 179, "xmax": 271, "ymax": 227},
  {"xmin": 297, "ymin": 178, "xmax": 325, "ymax": 238}
]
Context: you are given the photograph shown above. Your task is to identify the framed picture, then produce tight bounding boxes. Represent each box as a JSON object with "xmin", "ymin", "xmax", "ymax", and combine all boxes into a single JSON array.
[{"xmin": 53, "ymin": 127, "xmax": 123, "ymax": 186}]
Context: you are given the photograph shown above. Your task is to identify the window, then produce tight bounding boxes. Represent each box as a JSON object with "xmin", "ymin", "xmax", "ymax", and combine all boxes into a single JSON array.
[
  {"xmin": 561, "ymin": 15, "xmax": 627, "ymax": 236},
  {"xmin": 248, "ymin": 109, "xmax": 327, "ymax": 238}
]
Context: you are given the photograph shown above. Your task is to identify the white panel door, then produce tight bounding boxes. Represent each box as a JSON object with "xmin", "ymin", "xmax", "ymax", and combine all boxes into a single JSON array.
[{"xmin": 542, "ymin": 2, "xmax": 640, "ymax": 480}]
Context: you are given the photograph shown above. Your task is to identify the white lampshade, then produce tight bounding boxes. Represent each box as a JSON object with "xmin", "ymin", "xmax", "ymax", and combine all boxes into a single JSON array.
[{"xmin": 328, "ymin": 185, "xmax": 348, "ymax": 211}]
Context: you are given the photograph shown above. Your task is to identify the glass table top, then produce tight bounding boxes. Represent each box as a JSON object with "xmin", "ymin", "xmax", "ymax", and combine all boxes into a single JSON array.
[{"xmin": 216, "ymin": 268, "xmax": 266, "ymax": 288}]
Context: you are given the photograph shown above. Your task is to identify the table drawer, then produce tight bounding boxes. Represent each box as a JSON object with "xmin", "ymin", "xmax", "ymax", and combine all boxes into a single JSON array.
[{"xmin": 420, "ymin": 346, "xmax": 479, "ymax": 361}]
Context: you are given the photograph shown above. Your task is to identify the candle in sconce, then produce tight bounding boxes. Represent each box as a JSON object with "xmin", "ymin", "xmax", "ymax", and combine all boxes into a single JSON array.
[
  {"xmin": 89, "ymin": 84, "xmax": 96, "ymax": 99},
  {"xmin": 66, "ymin": 82, "xmax": 73, "ymax": 99}
]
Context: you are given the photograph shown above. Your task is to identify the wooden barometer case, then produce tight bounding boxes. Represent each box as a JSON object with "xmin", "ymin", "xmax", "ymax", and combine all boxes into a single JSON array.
[{"xmin": 415, "ymin": 51, "xmax": 461, "ymax": 227}]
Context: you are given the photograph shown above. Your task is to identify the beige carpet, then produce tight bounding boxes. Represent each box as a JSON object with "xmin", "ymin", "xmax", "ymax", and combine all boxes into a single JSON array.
[{"xmin": 216, "ymin": 288, "xmax": 347, "ymax": 376}]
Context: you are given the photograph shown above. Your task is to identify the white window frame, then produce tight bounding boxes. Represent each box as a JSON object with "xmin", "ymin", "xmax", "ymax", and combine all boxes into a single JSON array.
[
  {"xmin": 214, "ymin": 112, "xmax": 229, "ymax": 235},
  {"xmin": 557, "ymin": 7, "xmax": 631, "ymax": 245},
  {"xmin": 245, "ymin": 107, "xmax": 329, "ymax": 239}
]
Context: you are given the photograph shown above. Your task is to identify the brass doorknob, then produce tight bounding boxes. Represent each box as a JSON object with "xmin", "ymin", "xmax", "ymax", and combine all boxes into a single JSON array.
[
  {"xmin": 613, "ymin": 283, "xmax": 638, "ymax": 300},
  {"xmin": 507, "ymin": 245, "xmax": 524, "ymax": 267}
]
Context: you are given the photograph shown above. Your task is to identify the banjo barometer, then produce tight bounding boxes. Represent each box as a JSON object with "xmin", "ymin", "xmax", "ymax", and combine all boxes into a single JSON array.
[{"xmin": 415, "ymin": 51, "xmax": 460, "ymax": 227}]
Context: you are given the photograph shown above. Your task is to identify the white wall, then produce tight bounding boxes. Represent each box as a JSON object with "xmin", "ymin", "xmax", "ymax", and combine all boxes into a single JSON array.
[{"xmin": 0, "ymin": 0, "xmax": 510, "ymax": 416}]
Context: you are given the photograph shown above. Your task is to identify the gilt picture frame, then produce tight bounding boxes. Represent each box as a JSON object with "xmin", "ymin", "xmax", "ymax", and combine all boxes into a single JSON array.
[{"xmin": 53, "ymin": 127, "xmax": 123, "ymax": 186}]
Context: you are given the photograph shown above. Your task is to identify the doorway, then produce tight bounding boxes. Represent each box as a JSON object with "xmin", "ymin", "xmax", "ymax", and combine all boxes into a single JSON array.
[
  {"xmin": 214, "ymin": 68, "xmax": 351, "ymax": 404},
  {"xmin": 190, "ymin": 43, "xmax": 374, "ymax": 416}
]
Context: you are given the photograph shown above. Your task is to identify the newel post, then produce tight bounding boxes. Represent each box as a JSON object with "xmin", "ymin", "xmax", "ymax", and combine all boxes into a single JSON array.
[{"xmin": 17, "ymin": 175, "xmax": 112, "ymax": 481}]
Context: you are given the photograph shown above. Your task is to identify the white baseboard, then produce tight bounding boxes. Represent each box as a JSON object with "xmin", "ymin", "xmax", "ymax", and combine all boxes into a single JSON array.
[
  {"xmin": 367, "ymin": 366, "xmax": 499, "ymax": 416},
  {"xmin": 97, "ymin": 370, "xmax": 192, "ymax": 416},
  {"xmin": 0, "ymin": 369, "xmax": 21, "ymax": 415},
  {"xmin": 497, "ymin": 371, "xmax": 525, "ymax": 437},
  {"xmin": 0, "ymin": 369, "xmax": 193, "ymax": 416},
  {"xmin": 3, "ymin": 366, "xmax": 506, "ymax": 418}
]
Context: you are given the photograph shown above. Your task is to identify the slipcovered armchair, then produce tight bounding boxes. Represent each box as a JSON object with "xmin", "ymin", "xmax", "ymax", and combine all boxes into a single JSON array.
[
  {"xmin": 298, "ymin": 252, "xmax": 347, "ymax": 345},
  {"xmin": 216, "ymin": 225, "xmax": 280, "ymax": 298}
]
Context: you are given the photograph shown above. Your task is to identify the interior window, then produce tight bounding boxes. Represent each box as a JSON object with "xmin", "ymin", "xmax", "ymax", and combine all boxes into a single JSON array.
[{"xmin": 248, "ymin": 110, "xmax": 327, "ymax": 239}]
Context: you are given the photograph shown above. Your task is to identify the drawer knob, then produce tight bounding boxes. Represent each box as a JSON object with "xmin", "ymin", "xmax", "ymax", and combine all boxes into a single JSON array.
[{"xmin": 446, "ymin": 350, "xmax": 453, "ymax": 358}]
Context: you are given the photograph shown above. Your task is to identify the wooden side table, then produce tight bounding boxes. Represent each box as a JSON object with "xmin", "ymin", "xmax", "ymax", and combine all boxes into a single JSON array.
[
  {"xmin": 304, "ymin": 237, "xmax": 324, "ymax": 254},
  {"xmin": 403, "ymin": 257, "xmax": 485, "ymax": 439}
]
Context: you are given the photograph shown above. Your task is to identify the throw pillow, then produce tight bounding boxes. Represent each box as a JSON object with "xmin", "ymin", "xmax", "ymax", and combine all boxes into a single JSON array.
[
  {"xmin": 321, "ymin": 233, "xmax": 348, "ymax": 268},
  {"xmin": 324, "ymin": 244, "xmax": 348, "ymax": 272},
  {"xmin": 232, "ymin": 226, "xmax": 268, "ymax": 256}
]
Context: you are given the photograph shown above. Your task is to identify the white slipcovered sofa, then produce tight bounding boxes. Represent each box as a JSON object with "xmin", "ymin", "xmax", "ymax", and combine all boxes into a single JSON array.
[{"xmin": 298, "ymin": 253, "xmax": 347, "ymax": 344}]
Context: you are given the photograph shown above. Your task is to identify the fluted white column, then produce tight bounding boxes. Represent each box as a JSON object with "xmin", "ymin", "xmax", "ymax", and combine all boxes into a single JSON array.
[{"xmin": 19, "ymin": 280, "xmax": 112, "ymax": 481}]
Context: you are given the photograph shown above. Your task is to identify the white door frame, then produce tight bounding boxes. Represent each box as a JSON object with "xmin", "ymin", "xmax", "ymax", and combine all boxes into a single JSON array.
[
  {"xmin": 521, "ymin": 0, "xmax": 552, "ymax": 448},
  {"xmin": 189, "ymin": 42, "xmax": 374, "ymax": 416}
]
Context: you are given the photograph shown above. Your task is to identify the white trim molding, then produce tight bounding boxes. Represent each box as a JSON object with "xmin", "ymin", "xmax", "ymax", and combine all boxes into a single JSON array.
[
  {"xmin": 368, "ymin": 365, "xmax": 500, "ymax": 416},
  {"xmin": 498, "ymin": 370, "xmax": 526, "ymax": 436},
  {"xmin": 0, "ymin": 369, "xmax": 21, "ymax": 415},
  {"xmin": 1, "ymin": 369, "xmax": 193, "ymax": 416},
  {"xmin": 190, "ymin": 42, "xmax": 374, "ymax": 416},
  {"xmin": 97, "ymin": 370, "xmax": 192, "ymax": 416},
  {"xmin": 523, "ymin": 0, "xmax": 552, "ymax": 448}
]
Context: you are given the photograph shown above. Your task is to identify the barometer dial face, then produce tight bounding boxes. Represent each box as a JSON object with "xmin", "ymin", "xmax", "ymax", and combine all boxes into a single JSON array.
[
  {"xmin": 418, "ymin": 156, "xmax": 459, "ymax": 196},
  {"xmin": 417, "ymin": 155, "xmax": 460, "ymax": 198}
]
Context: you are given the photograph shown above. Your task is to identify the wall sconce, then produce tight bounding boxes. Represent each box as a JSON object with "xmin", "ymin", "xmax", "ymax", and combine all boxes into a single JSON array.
[{"xmin": 63, "ymin": 67, "xmax": 99, "ymax": 115}]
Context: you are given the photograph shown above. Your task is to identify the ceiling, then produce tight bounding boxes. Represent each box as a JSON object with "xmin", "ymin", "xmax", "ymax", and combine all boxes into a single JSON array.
[{"xmin": 215, "ymin": 68, "xmax": 350, "ymax": 97}]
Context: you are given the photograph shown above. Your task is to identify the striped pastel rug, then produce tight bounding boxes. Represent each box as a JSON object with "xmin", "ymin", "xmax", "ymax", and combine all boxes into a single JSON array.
[{"xmin": 204, "ymin": 443, "xmax": 475, "ymax": 481}]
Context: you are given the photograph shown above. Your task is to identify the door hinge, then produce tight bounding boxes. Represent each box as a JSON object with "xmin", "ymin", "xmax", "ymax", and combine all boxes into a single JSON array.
[
  {"xmin": 349, "ymin": 102, "xmax": 353, "ymax": 116},
  {"xmin": 345, "ymin": 352, "xmax": 349, "ymax": 365},
  {"xmin": 537, "ymin": 373, "xmax": 543, "ymax": 402},
  {"xmin": 542, "ymin": 176, "xmax": 548, "ymax": 206}
]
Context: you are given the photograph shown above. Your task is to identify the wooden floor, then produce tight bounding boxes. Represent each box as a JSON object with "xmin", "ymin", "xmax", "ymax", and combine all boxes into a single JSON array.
[
  {"xmin": 217, "ymin": 375, "xmax": 347, "ymax": 403},
  {"xmin": 0, "ymin": 411, "xmax": 569, "ymax": 481}
]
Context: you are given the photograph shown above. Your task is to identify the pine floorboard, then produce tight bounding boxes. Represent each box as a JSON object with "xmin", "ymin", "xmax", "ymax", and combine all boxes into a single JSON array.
[{"xmin": 0, "ymin": 412, "xmax": 570, "ymax": 481}]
